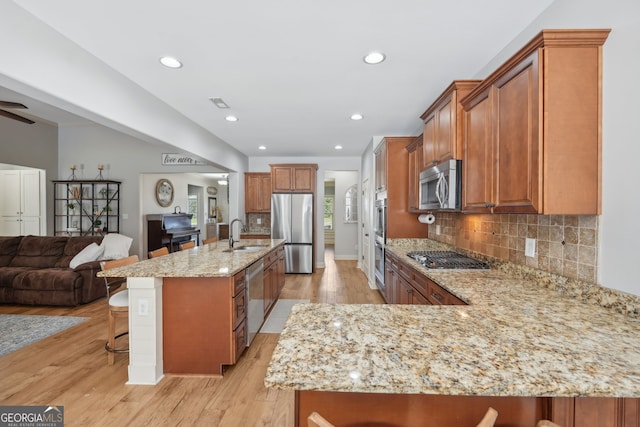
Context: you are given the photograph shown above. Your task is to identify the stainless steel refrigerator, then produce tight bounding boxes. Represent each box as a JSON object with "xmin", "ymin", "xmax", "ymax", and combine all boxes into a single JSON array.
[{"xmin": 271, "ymin": 193, "xmax": 313, "ymax": 273}]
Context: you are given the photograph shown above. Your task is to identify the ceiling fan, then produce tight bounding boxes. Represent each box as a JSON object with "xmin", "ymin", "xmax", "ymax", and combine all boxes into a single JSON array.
[{"xmin": 0, "ymin": 101, "xmax": 35, "ymax": 124}]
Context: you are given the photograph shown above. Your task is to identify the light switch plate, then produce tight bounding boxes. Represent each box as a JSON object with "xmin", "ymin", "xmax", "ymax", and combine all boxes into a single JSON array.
[
  {"xmin": 525, "ymin": 238, "xmax": 536, "ymax": 257},
  {"xmin": 138, "ymin": 298, "xmax": 149, "ymax": 316},
  {"xmin": 435, "ymin": 225, "xmax": 441, "ymax": 235}
]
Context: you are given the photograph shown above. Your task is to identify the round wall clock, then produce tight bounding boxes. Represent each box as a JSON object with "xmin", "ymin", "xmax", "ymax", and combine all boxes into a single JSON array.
[{"xmin": 155, "ymin": 179, "xmax": 174, "ymax": 207}]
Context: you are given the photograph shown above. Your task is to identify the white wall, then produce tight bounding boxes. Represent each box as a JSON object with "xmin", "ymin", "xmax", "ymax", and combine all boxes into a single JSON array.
[
  {"xmin": 0, "ymin": 1, "xmax": 247, "ymax": 174},
  {"xmin": 249, "ymin": 156, "xmax": 361, "ymax": 269},
  {"xmin": 470, "ymin": 0, "xmax": 640, "ymax": 295},
  {"xmin": 325, "ymin": 171, "xmax": 359, "ymax": 260},
  {"xmin": 0, "ymin": 119, "xmax": 58, "ymax": 233},
  {"xmin": 59, "ymin": 124, "xmax": 238, "ymax": 256}
]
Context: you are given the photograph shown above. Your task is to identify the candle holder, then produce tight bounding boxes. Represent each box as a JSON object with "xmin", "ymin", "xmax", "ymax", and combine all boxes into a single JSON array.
[
  {"xmin": 69, "ymin": 165, "xmax": 77, "ymax": 181},
  {"xmin": 96, "ymin": 164, "xmax": 104, "ymax": 181}
]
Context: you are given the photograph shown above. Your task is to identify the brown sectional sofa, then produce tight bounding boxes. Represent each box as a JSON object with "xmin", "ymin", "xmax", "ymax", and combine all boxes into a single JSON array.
[{"xmin": 0, "ymin": 235, "xmax": 106, "ymax": 306}]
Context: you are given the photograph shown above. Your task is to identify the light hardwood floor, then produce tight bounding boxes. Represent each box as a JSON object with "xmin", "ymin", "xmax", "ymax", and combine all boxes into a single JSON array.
[{"xmin": 0, "ymin": 249, "xmax": 383, "ymax": 426}]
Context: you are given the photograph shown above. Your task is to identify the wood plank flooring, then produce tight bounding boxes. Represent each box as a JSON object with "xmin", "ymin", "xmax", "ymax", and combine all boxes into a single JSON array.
[{"xmin": 0, "ymin": 249, "xmax": 383, "ymax": 426}]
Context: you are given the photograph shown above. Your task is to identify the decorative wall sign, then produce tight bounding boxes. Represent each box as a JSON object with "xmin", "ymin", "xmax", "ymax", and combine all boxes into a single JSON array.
[
  {"xmin": 155, "ymin": 178, "xmax": 174, "ymax": 207},
  {"xmin": 161, "ymin": 153, "xmax": 204, "ymax": 166}
]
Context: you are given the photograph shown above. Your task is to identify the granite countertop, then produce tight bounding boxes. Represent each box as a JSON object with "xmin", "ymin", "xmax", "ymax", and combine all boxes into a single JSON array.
[
  {"xmin": 97, "ymin": 239, "xmax": 284, "ymax": 278},
  {"xmin": 265, "ymin": 241, "xmax": 640, "ymax": 397}
]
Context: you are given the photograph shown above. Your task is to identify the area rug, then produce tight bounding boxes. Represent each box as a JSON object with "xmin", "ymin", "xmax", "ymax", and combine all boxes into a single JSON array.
[
  {"xmin": 260, "ymin": 299, "xmax": 309, "ymax": 333},
  {"xmin": 0, "ymin": 314, "xmax": 88, "ymax": 357}
]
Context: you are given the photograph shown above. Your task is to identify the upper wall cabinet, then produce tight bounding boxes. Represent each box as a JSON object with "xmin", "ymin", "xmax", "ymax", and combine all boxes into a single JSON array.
[
  {"xmin": 406, "ymin": 134, "xmax": 423, "ymax": 213},
  {"xmin": 420, "ymin": 80, "xmax": 481, "ymax": 168},
  {"xmin": 245, "ymin": 173, "xmax": 272, "ymax": 212},
  {"xmin": 270, "ymin": 164, "xmax": 318, "ymax": 193},
  {"xmin": 461, "ymin": 29, "xmax": 610, "ymax": 215}
]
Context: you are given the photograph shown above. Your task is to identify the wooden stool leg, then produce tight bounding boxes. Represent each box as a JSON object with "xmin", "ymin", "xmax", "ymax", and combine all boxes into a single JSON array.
[{"xmin": 107, "ymin": 309, "xmax": 116, "ymax": 365}]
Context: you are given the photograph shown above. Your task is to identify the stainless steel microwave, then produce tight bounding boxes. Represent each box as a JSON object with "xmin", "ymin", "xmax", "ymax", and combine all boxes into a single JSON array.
[{"xmin": 419, "ymin": 159, "xmax": 462, "ymax": 211}]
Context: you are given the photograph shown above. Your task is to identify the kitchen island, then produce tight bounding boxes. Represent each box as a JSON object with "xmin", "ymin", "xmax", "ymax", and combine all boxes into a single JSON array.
[
  {"xmin": 98, "ymin": 238, "xmax": 285, "ymax": 384},
  {"xmin": 265, "ymin": 240, "xmax": 640, "ymax": 426}
]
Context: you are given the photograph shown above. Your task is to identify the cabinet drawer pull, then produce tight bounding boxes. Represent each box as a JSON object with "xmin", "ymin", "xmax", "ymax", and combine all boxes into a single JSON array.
[
  {"xmin": 431, "ymin": 292, "xmax": 443, "ymax": 302},
  {"xmin": 484, "ymin": 203, "xmax": 496, "ymax": 208}
]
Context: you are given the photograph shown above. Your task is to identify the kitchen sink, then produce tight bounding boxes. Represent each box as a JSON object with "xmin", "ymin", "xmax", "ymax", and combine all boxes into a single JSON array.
[{"xmin": 222, "ymin": 245, "xmax": 268, "ymax": 253}]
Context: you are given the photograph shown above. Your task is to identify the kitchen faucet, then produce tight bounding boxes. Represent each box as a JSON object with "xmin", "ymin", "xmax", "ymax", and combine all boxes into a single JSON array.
[{"xmin": 229, "ymin": 218, "xmax": 248, "ymax": 248}]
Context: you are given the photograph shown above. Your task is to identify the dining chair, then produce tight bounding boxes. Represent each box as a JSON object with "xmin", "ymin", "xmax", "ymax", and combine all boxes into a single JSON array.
[
  {"xmin": 100, "ymin": 254, "xmax": 139, "ymax": 365},
  {"xmin": 202, "ymin": 237, "xmax": 218, "ymax": 244},
  {"xmin": 179, "ymin": 240, "xmax": 196, "ymax": 250},
  {"xmin": 148, "ymin": 247, "xmax": 169, "ymax": 258}
]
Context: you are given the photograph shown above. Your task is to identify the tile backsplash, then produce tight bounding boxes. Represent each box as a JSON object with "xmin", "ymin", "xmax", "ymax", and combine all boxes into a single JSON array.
[
  {"xmin": 246, "ymin": 212, "xmax": 271, "ymax": 234},
  {"xmin": 430, "ymin": 213, "xmax": 599, "ymax": 284}
]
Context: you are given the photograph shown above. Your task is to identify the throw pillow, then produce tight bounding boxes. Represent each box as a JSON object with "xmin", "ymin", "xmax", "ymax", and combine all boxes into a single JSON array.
[
  {"xmin": 99, "ymin": 233, "xmax": 133, "ymax": 260},
  {"xmin": 69, "ymin": 242, "xmax": 104, "ymax": 269}
]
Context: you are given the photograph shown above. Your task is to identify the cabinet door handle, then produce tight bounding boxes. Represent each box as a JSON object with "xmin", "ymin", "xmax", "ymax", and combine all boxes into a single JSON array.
[
  {"xmin": 484, "ymin": 203, "xmax": 496, "ymax": 208},
  {"xmin": 431, "ymin": 292, "xmax": 443, "ymax": 302}
]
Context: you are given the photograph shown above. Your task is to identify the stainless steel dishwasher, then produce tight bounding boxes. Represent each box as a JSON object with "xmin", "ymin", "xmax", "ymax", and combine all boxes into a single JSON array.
[{"xmin": 245, "ymin": 259, "xmax": 264, "ymax": 346}]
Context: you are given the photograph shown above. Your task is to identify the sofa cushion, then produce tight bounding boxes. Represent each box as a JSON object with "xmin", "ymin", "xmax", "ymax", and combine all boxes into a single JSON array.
[
  {"xmin": 13, "ymin": 269, "xmax": 82, "ymax": 292},
  {"xmin": 10, "ymin": 236, "xmax": 69, "ymax": 268},
  {"xmin": 0, "ymin": 267, "xmax": 35, "ymax": 288},
  {"xmin": 69, "ymin": 243, "xmax": 104, "ymax": 269},
  {"xmin": 0, "ymin": 236, "xmax": 22, "ymax": 267},
  {"xmin": 99, "ymin": 233, "xmax": 133, "ymax": 260},
  {"xmin": 57, "ymin": 236, "xmax": 103, "ymax": 268}
]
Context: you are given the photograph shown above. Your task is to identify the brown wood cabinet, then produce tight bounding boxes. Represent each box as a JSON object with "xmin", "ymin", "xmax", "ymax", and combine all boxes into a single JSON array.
[
  {"xmin": 420, "ymin": 80, "xmax": 480, "ymax": 168},
  {"xmin": 263, "ymin": 245, "xmax": 285, "ymax": 315},
  {"xmin": 162, "ymin": 269, "xmax": 247, "ymax": 375},
  {"xmin": 376, "ymin": 137, "xmax": 428, "ymax": 239},
  {"xmin": 461, "ymin": 29, "xmax": 610, "ymax": 215},
  {"xmin": 374, "ymin": 141, "xmax": 388, "ymax": 192},
  {"xmin": 405, "ymin": 134, "xmax": 423, "ymax": 213},
  {"xmin": 244, "ymin": 172, "xmax": 271, "ymax": 212},
  {"xmin": 270, "ymin": 164, "xmax": 317, "ymax": 193},
  {"xmin": 384, "ymin": 251, "xmax": 464, "ymax": 306}
]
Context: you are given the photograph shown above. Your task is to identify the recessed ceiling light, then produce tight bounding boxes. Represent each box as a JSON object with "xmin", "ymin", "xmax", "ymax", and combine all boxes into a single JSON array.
[
  {"xmin": 350, "ymin": 113, "xmax": 363, "ymax": 121},
  {"xmin": 334, "ymin": 145, "xmax": 343, "ymax": 150},
  {"xmin": 209, "ymin": 97, "xmax": 230, "ymax": 109},
  {"xmin": 258, "ymin": 145, "xmax": 267, "ymax": 150},
  {"xmin": 363, "ymin": 51, "xmax": 386, "ymax": 65},
  {"xmin": 159, "ymin": 56, "xmax": 183, "ymax": 68},
  {"xmin": 225, "ymin": 115, "xmax": 238, "ymax": 122}
]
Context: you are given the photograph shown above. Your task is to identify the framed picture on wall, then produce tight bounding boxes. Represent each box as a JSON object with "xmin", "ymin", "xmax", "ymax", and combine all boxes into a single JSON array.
[
  {"xmin": 155, "ymin": 178, "xmax": 174, "ymax": 207},
  {"xmin": 208, "ymin": 197, "xmax": 217, "ymax": 219}
]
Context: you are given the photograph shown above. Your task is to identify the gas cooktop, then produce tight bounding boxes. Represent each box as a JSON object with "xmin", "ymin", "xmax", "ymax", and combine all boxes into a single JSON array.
[{"xmin": 407, "ymin": 251, "xmax": 489, "ymax": 270}]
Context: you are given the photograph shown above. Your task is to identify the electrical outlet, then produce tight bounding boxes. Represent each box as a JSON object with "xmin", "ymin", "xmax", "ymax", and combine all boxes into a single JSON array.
[
  {"xmin": 525, "ymin": 238, "xmax": 536, "ymax": 257},
  {"xmin": 257, "ymin": 218, "xmax": 261, "ymax": 225},
  {"xmin": 138, "ymin": 298, "xmax": 149, "ymax": 316},
  {"xmin": 435, "ymin": 225, "xmax": 441, "ymax": 235}
]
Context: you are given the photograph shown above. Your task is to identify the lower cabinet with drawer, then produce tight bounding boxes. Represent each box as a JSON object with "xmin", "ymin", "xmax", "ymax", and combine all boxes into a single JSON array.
[
  {"xmin": 162, "ymin": 269, "xmax": 248, "ymax": 376},
  {"xmin": 385, "ymin": 251, "xmax": 466, "ymax": 306}
]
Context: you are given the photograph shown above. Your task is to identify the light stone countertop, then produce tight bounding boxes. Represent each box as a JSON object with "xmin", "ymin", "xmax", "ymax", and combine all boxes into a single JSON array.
[
  {"xmin": 265, "ymin": 241, "xmax": 640, "ymax": 397},
  {"xmin": 97, "ymin": 239, "xmax": 285, "ymax": 278}
]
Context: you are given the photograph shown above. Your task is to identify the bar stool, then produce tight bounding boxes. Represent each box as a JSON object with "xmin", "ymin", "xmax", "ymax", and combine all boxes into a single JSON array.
[
  {"xmin": 179, "ymin": 241, "xmax": 195, "ymax": 250},
  {"xmin": 100, "ymin": 255, "xmax": 139, "ymax": 365},
  {"xmin": 148, "ymin": 247, "xmax": 169, "ymax": 258}
]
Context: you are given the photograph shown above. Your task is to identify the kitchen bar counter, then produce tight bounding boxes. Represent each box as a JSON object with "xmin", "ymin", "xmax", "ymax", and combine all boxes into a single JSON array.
[
  {"xmin": 265, "ymin": 241, "xmax": 640, "ymax": 398},
  {"xmin": 97, "ymin": 239, "xmax": 285, "ymax": 384},
  {"xmin": 97, "ymin": 238, "xmax": 284, "ymax": 278}
]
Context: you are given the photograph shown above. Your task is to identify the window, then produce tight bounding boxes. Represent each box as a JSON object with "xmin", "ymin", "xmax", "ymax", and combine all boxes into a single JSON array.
[
  {"xmin": 187, "ymin": 194, "xmax": 198, "ymax": 226},
  {"xmin": 324, "ymin": 196, "xmax": 334, "ymax": 230}
]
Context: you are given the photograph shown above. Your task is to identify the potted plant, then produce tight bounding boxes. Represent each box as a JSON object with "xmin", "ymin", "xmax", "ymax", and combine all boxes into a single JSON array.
[
  {"xmin": 94, "ymin": 219, "xmax": 102, "ymax": 232},
  {"xmin": 66, "ymin": 202, "xmax": 76, "ymax": 213}
]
